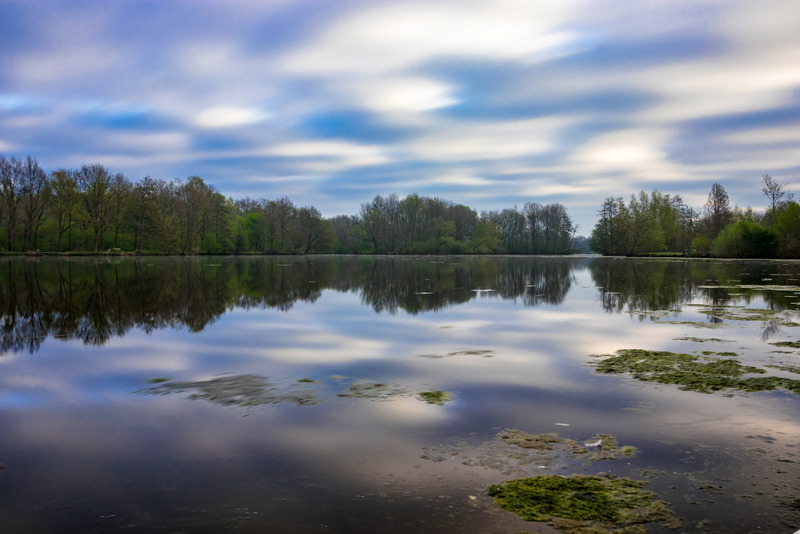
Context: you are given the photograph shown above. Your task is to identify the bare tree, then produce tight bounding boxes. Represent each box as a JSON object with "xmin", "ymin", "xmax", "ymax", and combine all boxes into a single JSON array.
[
  {"xmin": 77, "ymin": 163, "xmax": 113, "ymax": 251},
  {"xmin": 704, "ymin": 182, "xmax": 732, "ymax": 237},
  {"xmin": 50, "ymin": 169, "xmax": 80, "ymax": 251},
  {"xmin": 0, "ymin": 155, "xmax": 24, "ymax": 251},
  {"xmin": 761, "ymin": 174, "xmax": 793, "ymax": 225},
  {"xmin": 20, "ymin": 156, "xmax": 50, "ymax": 250}
]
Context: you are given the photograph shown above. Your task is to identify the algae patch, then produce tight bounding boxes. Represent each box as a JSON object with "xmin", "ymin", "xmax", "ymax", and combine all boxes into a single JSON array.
[
  {"xmin": 336, "ymin": 380, "xmax": 411, "ymax": 401},
  {"xmin": 140, "ymin": 374, "xmax": 321, "ymax": 406},
  {"xmin": 418, "ymin": 390, "xmax": 452, "ymax": 405},
  {"xmin": 487, "ymin": 474, "xmax": 676, "ymax": 532},
  {"xmin": 672, "ymin": 337, "xmax": 733, "ymax": 343},
  {"xmin": 770, "ymin": 341, "xmax": 800, "ymax": 349},
  {"xmin": 145, "ymin": 377, "xmax": 170, "ymax": 384},
  {"xmin": 594, "ymin": 349, "xmax": 800, "ymax": 394},
  {"xmin": 422, "ymin": 430, "xmax": 637, "ymax": 477}
]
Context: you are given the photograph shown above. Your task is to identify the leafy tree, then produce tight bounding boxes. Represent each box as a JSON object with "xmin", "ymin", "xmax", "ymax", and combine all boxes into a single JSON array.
[
  {"xmin": 774, "ymin": 202, "xmax": 800, "ymax": 257},
  {"xmin": 711, "ymin": 220, "xmax": 777, "ymax": 258},
  {"xmin": 294, "ymin": 206, "xmax": 332, "ymax": 254},
  {"xmin": 589, "ymin": 197, "xmax": 622, "ymax": 255}
]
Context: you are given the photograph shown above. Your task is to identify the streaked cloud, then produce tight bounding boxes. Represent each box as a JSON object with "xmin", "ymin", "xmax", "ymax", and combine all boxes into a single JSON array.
[{"xmin": 0, "ymin": 0, "xmax": 798, "ymax": 231}]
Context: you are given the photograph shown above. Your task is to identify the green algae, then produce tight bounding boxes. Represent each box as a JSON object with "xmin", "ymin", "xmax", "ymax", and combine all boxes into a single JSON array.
[
  {"xmin": 699, "ymin": 351, "xmax": 739, "ymax": 357},
  {"xmin": 417, "ymin": 390, "xmax": 452, "ymax": 405},
  {"xmin": 336, "ymin": 380, "xmax": 410, "ymax": 400},
  {"xmin": 673, "ymin": 337, "xmax": 733, "ymax": 343},
  {"xmin": 765, "ymin": 363, "xmax": 800, "ymax": 374},
  {"xmin": 594, "ymin": 349, "xmax": 800, "ymax": 394},
  {"xmin": 140, "ymin": 374, "xmax": 321, "ymax": 406},
  {"xmin": 145, "ymin": 377, "xmax": 170, "ymax": 384},
  {"xmin": 692, "ymin": 306, "xmax": 800, "ymax": 325},
  {"xmin": 770, "ymin": 341, "xmax": 800, "ymax": 348},
  {"xmin": 417, "ymin": 349, "xmax": 495, "ymax": 359},
  {"xmin": 655, "ymin": 321, "xmax": 723, "ymax": 329},
  {"xmin": 497, "ymin": 431, "xmax": 637, "ymax": 462},
  {"xmin": 487, "ymin": 474, "xmax": 676, "ymax": 532},
  {"xmin": 422, "ymin": 430, "xmax": 638, "ymax": 477}
]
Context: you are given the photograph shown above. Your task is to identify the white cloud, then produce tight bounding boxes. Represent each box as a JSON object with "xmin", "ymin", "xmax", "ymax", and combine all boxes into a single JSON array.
[
  {"xmin": 353, "ymin": 77, "xmax": 459, "ymax": 114},
  {"xmin": 269, "ymin": 140, "xmax": 392, "ymax": 169},
  {"xmin": 194, "ymin": 106, "xmax": 266, "ymax": 128},
  {"xmin": 407, "ymin": 116, "xmax": 577, "ymax": 162},
  {"xmin": 632, "ymin": 2, "xmax": 800, "ymax": 123},
  {"xmin": 725, "ymin": 126, "xmax": 800, "ymax": 145},
  {"xmin": 430, "ymin": 173, "xmax": 493, "ymax": 187},
  {"xmin": 281, "ymin": 0, "xmax": 583, "ymax": 75}
]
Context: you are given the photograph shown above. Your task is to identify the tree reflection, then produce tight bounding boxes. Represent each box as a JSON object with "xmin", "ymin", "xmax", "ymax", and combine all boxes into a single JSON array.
[
  {"xmin": 0, "ymin": 256, "xmax": 590, "ymax": 353},
  {"xmin": 589, "ymin": 258, "xmax": 800, "ymax": 337}
]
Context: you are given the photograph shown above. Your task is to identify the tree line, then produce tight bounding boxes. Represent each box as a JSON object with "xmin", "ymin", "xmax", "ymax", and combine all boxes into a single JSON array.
[
  {"xmin": 0, "ymin": 154, "xmax": 577, "ymax": 255},
  {"xmin": 589, "ymin": 174, "xmax": 800, "ymax": 258}
]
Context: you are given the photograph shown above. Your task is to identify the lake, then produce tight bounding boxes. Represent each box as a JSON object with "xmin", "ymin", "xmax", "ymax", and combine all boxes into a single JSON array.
[{"xmin": 1, "ymin": 256, "xmax": 799, "ymax": 533}]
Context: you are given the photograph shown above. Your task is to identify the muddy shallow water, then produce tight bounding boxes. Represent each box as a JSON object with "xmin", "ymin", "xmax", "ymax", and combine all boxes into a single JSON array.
[{"xmin": 0, "ymin": 256, "xmax": 799, "ymax": 533}]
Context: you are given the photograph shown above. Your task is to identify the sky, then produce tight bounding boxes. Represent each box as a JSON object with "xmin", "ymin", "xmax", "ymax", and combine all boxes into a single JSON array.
[{"xmin": 1, "ymin": 0, "xmax": 799, "ymax": 234}]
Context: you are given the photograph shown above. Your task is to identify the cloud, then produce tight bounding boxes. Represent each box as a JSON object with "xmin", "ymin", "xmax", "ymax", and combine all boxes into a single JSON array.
[
  {"xmin": 406, "ymin": 116, "xmax": 579, "ymax": 162},
  {"xmin": 268, "ymin": 140, "xmax": 393, "ymax": 171},
  {"xmin": 280, "ymin": 0, "xmax": 582, "ymax": 75},
  {"xmin": 351, "ymin": 77, "xmax": 459, "ymax": 115},
  {"xmin": 194, "ymin": 106, "xmax": 267, "ymax": 128}
]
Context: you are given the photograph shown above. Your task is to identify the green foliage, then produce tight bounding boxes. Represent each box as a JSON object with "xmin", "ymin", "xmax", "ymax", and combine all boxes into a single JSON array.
[
  {"xmin": 710, "ymin": 220, "xmax": 777, "ymax": 258},
  {"xmin": 774, "ymin": 202, "xmax": 800, "ymax": 257},
  {"xmin": 589, "ymin": 191, "xmax": 692, "ymax": 256}
]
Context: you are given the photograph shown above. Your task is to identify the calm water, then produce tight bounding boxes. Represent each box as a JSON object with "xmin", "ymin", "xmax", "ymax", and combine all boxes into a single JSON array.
[{"xmin": 1, "ymin": 256, "xmax": 799, "ymax": 533}]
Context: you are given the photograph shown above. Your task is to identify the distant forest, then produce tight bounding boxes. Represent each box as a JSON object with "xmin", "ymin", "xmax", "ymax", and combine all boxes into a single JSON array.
[
  {"xmin": 0, "ymin": 155, "xmax": 576, "ymax": 255},
  {"xmin": 589, "ymin": 175, "xmax": 799, "ymax": 258},
  {"xmin": 1, "ymin": 154, "xmax": 796, "ymax": 257}
]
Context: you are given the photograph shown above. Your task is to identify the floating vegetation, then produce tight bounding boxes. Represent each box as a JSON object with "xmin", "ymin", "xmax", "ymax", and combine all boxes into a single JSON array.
[
  {"xmin": 700, "ymin": 284, "xmax": 800, "ymax": 292},
  {"xmin": 770, "ymin": 341, "xmax": 800, "ymax": 348},
  {"xmin": 487, "ymin": 474, "xmax": 676, "ymax": 532},
  {"xmin": 448, "ymin": 349, "xmax": 493, "ymax": 357},
  {"xmin": 673, "ymin": 337, "xmax": 733, "ymax": 343},
  {"xmin": 422, "ymin": 430, "xmax": 637, "ymax": 476},
  {"xmin": 417, "ymin": 349, "xmax": 494, "ymax": 359},
  {"xmin": 765, "ymin": 363, "xmax": 800, "ymax": 374},
  {"xmin": 145, "ymin": 377, "xmax": 170, "ymax": 384},
  {"xmin": 594, "ymin": 349, "xmax": 800, "ymax": 394},
  {"xmin": 336, "ymin": 380, "xmax": 411, "ymax": 401},
  {"xmin": 691, "ymin": 305, "xmax": 800, "ymax": 325},
  {"xmin": 140, "ymin": 374, "xmax": 321, "ymax": 406},
  {"xmin": 626, "ymin": 309, "xmax": 680, "ymax": 319},
  {"xmin": 297, "ymin": 378, "xmax": 317, "ymax": 383},
  {"xmin": 418, "ymin": 390, "xmax": 452, "ymax": 405},
  {"xmin": 655, "ymin": 321, "xmax": 723, "ymax": 329},
  {"xmin": 699, "ymin": 351, "xmax": 739, "ymax": 357}
]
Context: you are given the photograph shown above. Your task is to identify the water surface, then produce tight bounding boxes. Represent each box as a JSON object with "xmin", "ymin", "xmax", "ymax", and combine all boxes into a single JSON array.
[{"xmin": 1, "ymin": 256, "xmax": 799, "ymax": 533}]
